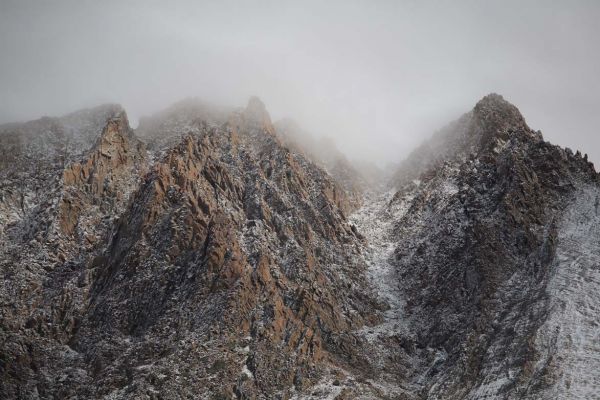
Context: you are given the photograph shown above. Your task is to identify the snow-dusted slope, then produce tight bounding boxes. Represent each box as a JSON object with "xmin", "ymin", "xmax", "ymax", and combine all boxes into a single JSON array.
[
  {"xmin": 349, "ymin": 94, "xmax": 600, "ymax": 399},
  {"xmin": 349, "ymin": 188, "xmax": 410, "ymax": 341},
  {"xmin": 535, "ymin": 185, "xmax": 600, "ymax": 399},
  {"xmin": 347, "ymin": 186, "xmax": 426, "ymax": 399},
  {"xmin": 0, "ymin": 98, "xmax": 383, "ymax": 400},
  {"xmin": 2, "ymin": 93, "xmax": 600, "ymax": 399}
]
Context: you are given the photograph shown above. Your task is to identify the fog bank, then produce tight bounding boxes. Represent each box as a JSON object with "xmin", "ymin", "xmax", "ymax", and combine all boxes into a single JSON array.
[{"xmin": 1, "ymin": 0, "xmax": 599, "ymax": 166}]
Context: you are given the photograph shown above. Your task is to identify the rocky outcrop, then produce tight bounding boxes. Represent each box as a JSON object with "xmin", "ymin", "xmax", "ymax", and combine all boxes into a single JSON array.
[
  {"xmin": 0, "ymin": 98, "xmax": 381, "ymax": 399},
  {"xmin": 0, "ymin": 104, "xmax": 123, "ymax": 239},
  {"xmin": 243, "ymin": 96, "xmax": 275, "ymax": 134},
  {"xmin": 355, "ymin": 94, "xmax": 600, "ymax": 399},
  {"xmin": 2, "ymin": 93, "xmax": 599, "ymax": 399},
  {"xmin": 0, "ymin": 104, "xmax": 146, "ymax": 399},
  {"xmin": 58, "ymin": 111, "xmax": 147, "ymax": 238}
]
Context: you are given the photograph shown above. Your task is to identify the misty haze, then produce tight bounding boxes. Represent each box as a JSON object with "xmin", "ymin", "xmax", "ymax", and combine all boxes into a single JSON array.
[{"xmin": 1, "ymin": 1, "xmax": 600, "ymax": 399}]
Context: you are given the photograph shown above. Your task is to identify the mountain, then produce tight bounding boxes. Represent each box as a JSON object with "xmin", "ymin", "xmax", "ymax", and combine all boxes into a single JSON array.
[
  {"xmin": 354, "ymin": 93, "xmax": 600, "ymax": 398},
  {"xmin": 0, "ymin": 98, "xmax": 382, "ymax": 399},
  {"xmin": 1, "ymin": 94, "xmax": 599, "ymax": 399}
]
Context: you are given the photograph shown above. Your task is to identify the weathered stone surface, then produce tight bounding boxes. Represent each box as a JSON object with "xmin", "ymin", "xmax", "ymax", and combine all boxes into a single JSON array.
[
  {"xmin": 353, "ymin": 94, "xmax": 600, "ymax": 399},
  {"xmin": 1, "ymin": 94, "xmax": 599, "ymax": 399},
  {"xmin": 58, "ymin": 111, "xmax": 147, "ymax": 237},
  {"xmin": 274, "ymin": 118, "xmax": 368, "ymax": 212},
  {"xmin": 0, "ymin": 98, "xmax": 381, "ymax": 399}
]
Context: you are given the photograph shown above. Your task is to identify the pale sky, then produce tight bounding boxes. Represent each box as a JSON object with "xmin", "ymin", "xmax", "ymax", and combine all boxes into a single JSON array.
[{"xmin": 1, "ymin": 0, "xmax": 599, "ymax": 166}]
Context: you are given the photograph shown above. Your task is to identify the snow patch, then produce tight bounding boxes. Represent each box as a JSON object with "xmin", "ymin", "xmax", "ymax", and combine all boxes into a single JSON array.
[
  {"xmin": 349, "ymin": 188, "xmax": 413, "ymax": 341},
  {"xmin": 241, "ymin": 364, "xmax": 254, "ymax": 380}
]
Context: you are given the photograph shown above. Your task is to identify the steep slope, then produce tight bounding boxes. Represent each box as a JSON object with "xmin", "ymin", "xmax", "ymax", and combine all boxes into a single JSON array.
[
  {"xmin": 532, "ymin": 184, "xmax": 600, "ymax": 399},
  {"xmin": 72, "ymin": 98, "xmax": 381, "ymax": 399},
  {"xmin": 351, "ymin": 94, "xmax": 600, "ymax": 399},
  {"xmin": 0, "ymin": 104, "xmax": 125, "ymax": 236},
  {"xmin": 0, "ymin": 98, "xmax": 382, "ymax": 399},
  {"xmin": 0, "ymin": 106, "xmax": 148, "ymax": 399},
  {"xmin": 2, "ymin": 93, "xmax": 599, "ymax": 399},
  {"xmin": 274, "ymin": 118, "xmax": 370, "ymax": 211}
]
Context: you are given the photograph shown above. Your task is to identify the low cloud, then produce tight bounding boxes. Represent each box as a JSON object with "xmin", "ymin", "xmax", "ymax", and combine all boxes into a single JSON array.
[{"xmin": 1, "ymin": 0, "xmax": 599, "ymax": 166}]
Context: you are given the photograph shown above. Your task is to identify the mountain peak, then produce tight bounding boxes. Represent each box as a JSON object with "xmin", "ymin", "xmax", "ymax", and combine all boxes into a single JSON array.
[
  {"xmin": 244, "ymin": 96, "xmax": 268, "ymax": 119},
  {"xmin": 106, "ymin": 108, "xmax": 130, "ymax": 129},
  {"xmin": 474, "ymin": 93, "xmax": 522, "ymax": 118},
  {"xmin": 472, "ymin": 93, "xmax": 532, "ymax": 140},
  {"xmin": 3, "ymin": 95, "xmax": 599, "ymax": 399},
  {"xmin": 243, "ymin": 96, "xmax": 273, "ymax": 133},
  {"xmin": 246, "ymin": 95, "xmax": 266, "ymax": 111},
  {"xmin": 93, "ymin": 109, "xmax": 135, "ymax": 147}
]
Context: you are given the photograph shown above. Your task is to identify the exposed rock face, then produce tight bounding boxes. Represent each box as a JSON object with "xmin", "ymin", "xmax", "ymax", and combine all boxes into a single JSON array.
[
  {"xmin": 0, "ymin": 104, "xmax": 140, "ymax": 399},
  {"xmin": 354, "ymin": 94, "xmax": 600, "ymax": 399},
  {"xmin": 1, "ymin": 93, "xmax": 599, "ymax": 399},
  {"xmin": 0, "ymin": 98, "xmax": 380, "ymax": 399},
  {"xmin": 59, "ymin": 111, "xmax": 147, "ymax": 238},
  {"xmin": 0, "ymin": 104, "xmax": 123, "ymax": 238}
]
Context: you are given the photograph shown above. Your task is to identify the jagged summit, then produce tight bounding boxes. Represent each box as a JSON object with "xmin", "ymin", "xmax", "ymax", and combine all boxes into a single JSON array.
[
  {"xmin": 471, "ymin": 93, "xmax": 537, "ymax": 143},
  {"xmin": 93, "ymin": 109, "xmax": 135, "ymax": 145},
  {"xmin": 473, "ymin": 93, "xmax": 525, "ymax": 122},
  {"xmin": 241, "ymin": 95, "xmax": 274, "ymax": 133},
  {"xmin": 391, "ymin": 93, "xmax": 548, "ymax": 187},
  {"xmin": 357, "ymin": 94, "xmax": 600, "ymax": 399},
  {"xmin": 2, "ymin": 95, "xmax": 600, "ymax": 399},
  {"xmin": 245, "ymin": 95, "xmax": 268, "ymax": 117},
  {"xmin": 59, "ymin": 111, "xmax": 146, "ymax": 237},
  {"xmin": 0, "ymin": 96, "xmax": 379, "ymax": 399}
]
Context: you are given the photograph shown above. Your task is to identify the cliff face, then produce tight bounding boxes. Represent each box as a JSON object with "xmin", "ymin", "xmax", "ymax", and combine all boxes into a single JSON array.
[
  {"xmin": 0, "ymin": 98, "xmax": 380, "ymax": 399},
  {"xmin": 353, "ymin": 94, "xmax": 600, "ymax": 399},
  {"xmin": 1, "ymin": 94, "xmax": 599, "ymax": 399},
  {"xmin": 0, "ymin": 104, "xmax": 124, "ymax": 238},
  {"xmin": 59, "ymin": 111, "xmax": 147, "ymax": 239},
  {"xmin": 75, "ymin": 98, "xmax": 381, "ymax": 399}
]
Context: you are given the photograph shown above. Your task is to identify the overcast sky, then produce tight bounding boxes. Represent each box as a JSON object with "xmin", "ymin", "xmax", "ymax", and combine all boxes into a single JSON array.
[{"xmin": 1, "ymin": 0, "xmax": 599, "ymax": 166}]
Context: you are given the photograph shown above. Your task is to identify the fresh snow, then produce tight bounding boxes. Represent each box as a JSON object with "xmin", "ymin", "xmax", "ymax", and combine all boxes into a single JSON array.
[
  {"xmin": 241, "ymin": 364, "xmax": 254, "ymax": 380},
  {"xmin": 349, "ymin": 188, "xmax": 413, "ymax": 341},
  {"xmin": 535, "ymin": 185, "xmax": 600, "ymax": 399}
]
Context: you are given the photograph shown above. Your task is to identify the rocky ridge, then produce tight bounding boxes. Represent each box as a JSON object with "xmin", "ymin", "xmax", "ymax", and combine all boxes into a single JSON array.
[
  {"xmin": 1, "ymin": 98, "xmax": 382, "ymax": 399},
  {"xmin": 352, "ymin": 94, "xmax": 600, "ymax": 399},
  {"xmin": 1, "ymin": 93, "xmax": 599, "ymax": 399}
]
